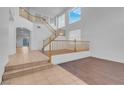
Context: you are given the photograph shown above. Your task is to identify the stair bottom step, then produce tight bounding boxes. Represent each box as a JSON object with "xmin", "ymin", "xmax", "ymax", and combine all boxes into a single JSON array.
[
  {"xmin": 3, "ymin": 64, "xmax": 53, "ymax": 81},
  {"xmin": 5, "ymin": 61, "xmax": 49, "ymax": 72}
]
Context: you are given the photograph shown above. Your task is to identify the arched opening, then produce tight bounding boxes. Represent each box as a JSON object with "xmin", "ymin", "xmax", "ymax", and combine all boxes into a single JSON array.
[{"xmin": 16, "ymin": 27, "xmax": 31, "ymax": 50}]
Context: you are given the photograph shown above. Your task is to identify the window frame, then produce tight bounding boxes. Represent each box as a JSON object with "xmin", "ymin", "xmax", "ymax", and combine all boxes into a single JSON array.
[
  {"xmin": 68, "ymin": 7, "xmax": 81, "ymax": 24},
  {"xmin": 58, "ymin": 13, "xmax": 65, "ymax": 28}
]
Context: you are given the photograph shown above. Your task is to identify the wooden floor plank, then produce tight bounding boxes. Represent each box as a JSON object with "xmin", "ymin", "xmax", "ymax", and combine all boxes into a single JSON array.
[{"xmin": 59, "ymin": 57, "xmax": 124, "ymax": 85}]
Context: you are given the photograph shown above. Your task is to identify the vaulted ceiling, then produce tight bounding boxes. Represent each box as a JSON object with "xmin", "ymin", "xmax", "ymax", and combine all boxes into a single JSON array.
[{"xmin": 25, "ymin": 7, "xmax": 69, "ymax": 18}]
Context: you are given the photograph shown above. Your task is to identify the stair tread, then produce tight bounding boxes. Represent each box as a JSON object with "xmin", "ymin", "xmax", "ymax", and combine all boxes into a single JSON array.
[
  {"xmin": 5, "ymin": 60, "xmax": 50, "ymax": 72},
  {"xmin": 6, "ymin": 59, "xmax": 49, "ymax": 67},
  {"xmin": 4, "ymin": 63, "xmax": 52, "ymax": 75}
]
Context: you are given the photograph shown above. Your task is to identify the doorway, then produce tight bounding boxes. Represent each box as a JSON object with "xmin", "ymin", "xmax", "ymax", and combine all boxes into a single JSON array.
[
  {"xmin": 16, "ymin": 27, "xmax": 31, "ymax": 49},
  {"xmin": 23, "ymin": 38, "xmax": 29, "ymax": 46}
]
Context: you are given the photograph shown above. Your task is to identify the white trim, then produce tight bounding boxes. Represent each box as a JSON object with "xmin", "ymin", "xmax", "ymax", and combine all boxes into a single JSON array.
[
  {"xmin": 0, "ymin": 56, "xmax": 8, "ymax": 84},
  {"xmin": 51, "ymin": 51, "xmax": 91, "ymax": 64}
]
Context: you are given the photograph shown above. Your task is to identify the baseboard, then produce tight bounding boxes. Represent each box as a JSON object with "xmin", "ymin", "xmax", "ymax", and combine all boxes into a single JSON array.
[
  {"xmin": 92, "ymin": 56, "xmax": 124, "ymax": 64},
  {"xmin": 52, "ymin": 51, "xmax": 91, "ymax": 64},
  {"xmin": 0, "ymin": 56, "xmax": 8, "ymax": 84},
  {"xmin": 0, "ymin": 67, "xmax": 5, "ymax": 84}
]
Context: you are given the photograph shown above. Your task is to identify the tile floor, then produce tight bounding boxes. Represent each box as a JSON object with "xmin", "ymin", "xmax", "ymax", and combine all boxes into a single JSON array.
[
  {"xmin": 2, "ymin": 65, "xmax": 87, "ymax": 85},
  {"xmin": 7, "ymin": 47, "xmax": 49, "ymax": 66}
]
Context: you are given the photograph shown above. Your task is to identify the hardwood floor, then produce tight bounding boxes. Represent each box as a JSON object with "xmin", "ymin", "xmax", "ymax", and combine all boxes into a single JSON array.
[
  {"xmin": 59, "ymin": 57, "xmax": 124, "ymax": 85},
  {"xmin": 2, "ymin": 65, "xmax": 86, "ymax": 85},
  {"xmin": 3, "ymin": 47, "xmax": 87, "ymax": 85}
]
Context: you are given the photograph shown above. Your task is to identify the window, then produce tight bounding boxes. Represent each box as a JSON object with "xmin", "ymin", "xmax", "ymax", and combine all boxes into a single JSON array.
[
  {"xmin": 58, "ymin": 14, "xmax": 65, "ymax": 28},
  {"xmin": 69, "ymin": 8, "xmax": 81, "ymax": 24},
  {"xmin": 50, "ymin": 17, "xmax": 57, "ymax": 26},
  {"xmin": 50, "ymin": 17, "xmax": 57, "ymax": 29},
  {"xmin": 69, "ymin": 29, "xmax": 81, "ymax": 40}
]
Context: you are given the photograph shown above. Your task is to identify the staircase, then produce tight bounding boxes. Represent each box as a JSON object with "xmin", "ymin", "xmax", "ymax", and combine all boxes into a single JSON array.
[
  {"xmin": 3, "ymin": 61, "xmax": 53, "ymax": 81},
  {"xmin": 35, "ymin": 15, "xmax": 65, "ymax": 52},
  {"xmin": 42, "ymin": 29, "xmax": 64, "ymax": 52},
  {"xmin": 19, "ymin": 7, "xmax": 65, "ymax": 53}
]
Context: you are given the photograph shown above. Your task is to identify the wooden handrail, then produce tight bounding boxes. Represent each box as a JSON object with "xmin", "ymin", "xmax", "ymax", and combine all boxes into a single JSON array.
[
  {"xmin": 44, "ymin": 21, "xmax": 57, "ymax": 33},
  {"xmin": 45, "ymin": 39, "xmax": 90, "ymax": 56},
  {"xmin": 43, "ymin": 34, "xmax": 57, "ymax": 47},
  {"xmin": 53, "ymin": 40, "xmax": 90, "ymax": 42},
  {"xmin": 20, "ymin": 7, "xmax": 63, "ymax": 52},
  {"xmin": 20, "ymin": 8, "xmax": 89, "ymax": 58},
  {"xmin": 19, "ymin": 7, "xmax": 56, "ymax": 33}
]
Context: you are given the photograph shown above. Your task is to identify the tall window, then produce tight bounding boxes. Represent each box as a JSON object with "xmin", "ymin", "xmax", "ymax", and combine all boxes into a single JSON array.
[
  {"xmin": 69, "ymin": 8, "xmax": 81, "ymax": 24},
  {"xmin": 49, "ymin": 17, "xmax": 57, "ymax": 29},
  {"xmin": 69, "ymin": 29, "xmax": 81, "ymax": 40},
  {"xmin": 58, "ymin": 14, "xmax": 65, "ymax": 28}
]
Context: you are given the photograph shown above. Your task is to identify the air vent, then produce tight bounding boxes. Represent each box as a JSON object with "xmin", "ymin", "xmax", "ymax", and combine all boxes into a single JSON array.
[{"xmin": 37, "ymin": 26, "xmax": 41, "ymax": 28}]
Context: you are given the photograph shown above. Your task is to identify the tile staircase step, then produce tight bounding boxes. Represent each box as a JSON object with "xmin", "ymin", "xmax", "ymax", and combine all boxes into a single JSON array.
[
  {"xmin": 5, "ymin": 60, "xmax": 49, "ymax": 72},
  {"xmin": 3, "ymin": 62, "xmax": 53, "ymax": 81}
]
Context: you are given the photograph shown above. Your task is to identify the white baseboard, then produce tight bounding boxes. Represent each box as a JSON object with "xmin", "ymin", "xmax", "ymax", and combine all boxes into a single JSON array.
[
  {"xmin": 0, "ymin": 67, "xmax": 5, "ymax": 84},
  {"xmin": 92, "ymin": 55, "xmax": 124, "ymax": 64},
  {"xmin": 0, "ymin": 56, "xmax": 8, "ymax": 84}
]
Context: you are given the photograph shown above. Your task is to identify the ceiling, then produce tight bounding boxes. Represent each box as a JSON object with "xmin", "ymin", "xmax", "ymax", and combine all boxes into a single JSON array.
[{"xmin": 25, "ymin": 7, "xmax": 69, "ymax": 18}]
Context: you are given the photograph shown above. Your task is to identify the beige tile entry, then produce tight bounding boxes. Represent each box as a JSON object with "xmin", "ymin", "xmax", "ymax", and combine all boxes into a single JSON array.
[
  {"xmin": 7, "ymin": 47, "xmax": 49, "ymax": 66},
  {"xmin": 2, "ymin": 65, "xmax": 87, "ymax": 85}
]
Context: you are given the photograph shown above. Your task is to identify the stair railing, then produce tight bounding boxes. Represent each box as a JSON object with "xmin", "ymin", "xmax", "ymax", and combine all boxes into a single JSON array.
[
  {"xmin": 19, "ymin": 7, "xmax": 56, "ymax": 34},
  {"xmin": 44, "ymin": 40, "xmax": 90, "ymax": 56},
  {"xmin": 19, "ymin": 7, "xmax": 64, "ymax": 50}
]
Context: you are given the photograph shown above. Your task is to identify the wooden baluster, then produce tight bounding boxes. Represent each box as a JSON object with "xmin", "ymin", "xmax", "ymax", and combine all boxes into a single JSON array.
[
  {"xmin": 74, "ymin": 39, "xmax": 77, "ymax": 52},
  {"xmin": 42, "ymin": 40, "xmax": 44, "ymax": 53},
  {"xmin": 52, "ymin": 41, "xmax": 53, "ymax": 51},
  {"xmin": 49, "ymin": 38, "xmax": 52, "ymax": 63}
]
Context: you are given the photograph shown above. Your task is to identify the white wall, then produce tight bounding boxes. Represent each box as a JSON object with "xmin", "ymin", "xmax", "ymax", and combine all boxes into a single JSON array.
[
  {"xmin": 60, "ymin": 8, "xmax": 83, "ymax": 40},
  {"xmin": 82, "ymin": 8, "xmax": 124, "ymax": 63},
  {"xmin": 31, "ymin": 23, "xmax": 52, "ymax": 50},
  {"xmin": 9, "ymin": 8, "xmax": 52, "ymax": 51},
  {"xmin": 0, "ymin": 7, "xmax": 53, "ymax": 83},
  {"xmin": 16, "ymin": 17, "xmax": 33, "ymax": 31},
  {"xmin": 8, "ymin": 8, "xmax": 17, "ymax": 55},
  {"xmin": 8, "ymin": 7, "xmax": 57, "ymax": 53},
  {"xmin": 9, "ymin": 19, "xmax": 16, "ymax": 55},
  {"xmin": 0, "ymin": 8, "xmax": 9, "ymax": 83},
  {"xmin": 52, "ymin": 51, "xmax": 90, "ymax": 64},
  {"xmin": 8, "ymin": 7, "xmax": 34, "ymax": 54},
  {"xmin": 60, "ymin": 7, "xmax": 124, "ymax": 63}
]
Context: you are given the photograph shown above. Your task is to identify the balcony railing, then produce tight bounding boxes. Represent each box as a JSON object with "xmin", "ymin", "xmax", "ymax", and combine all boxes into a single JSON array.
[
  {"xmin": 19, "ymin": 7, "xmax": 46, "ymax": 23},
  {"xmin": 19, "ymin": 7, "xmax": 65, "ymax": 50},
  {"xmin": 49, "ymin": 40, "xmax": 89, "ymax": 52},
  {"xmin": 19, "ymin": 8, "xmax": 90, "ymax": 63},
  {"xmin": 44, "ymin": 40, "xmax": 90, "ymax": 61}
]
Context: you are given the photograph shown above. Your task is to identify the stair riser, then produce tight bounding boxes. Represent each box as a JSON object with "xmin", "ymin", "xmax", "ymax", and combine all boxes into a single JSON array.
[
  {"xmin": 5, "ymin": 61, "xmax": 48, "ymax": 72},
  {"xmin": 3, "ymin": 65, "xmax": 53, "ymax": 81}
]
